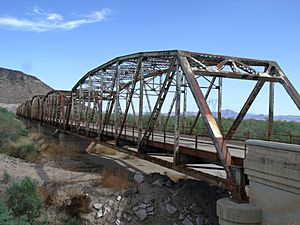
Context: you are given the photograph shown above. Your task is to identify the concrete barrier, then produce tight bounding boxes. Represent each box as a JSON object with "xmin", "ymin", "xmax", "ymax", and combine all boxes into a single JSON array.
[
  {"xmin": 217, "ymin": 140, "xmax": 300, "ymax": 225},
  {"xmin": 217, "ymin": 198, "xmax": 261, "ymax": 225},
  {"xmin": 244, "ymin": 140, "xmax": 300, "ymax": 225}
]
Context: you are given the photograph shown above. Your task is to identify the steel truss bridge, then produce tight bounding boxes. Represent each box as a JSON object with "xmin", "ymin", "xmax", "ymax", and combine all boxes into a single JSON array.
[{"xmin": 16, "ymin": 50, "xmax": 300, "ymax": 201}]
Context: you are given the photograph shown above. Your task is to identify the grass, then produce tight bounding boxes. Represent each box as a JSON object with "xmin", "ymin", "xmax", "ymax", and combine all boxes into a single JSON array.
[
  {"xmin": 8, "ymin": 137, "xmax": 41, "ymax": 162},
  {"xmin": 101, "ymin": 168, "xmax": 133, "ymax": 191},
  {"xmin": 49, "ymin": 187, "xmax": 91, "ymax": 218},
  {"xmin": 87, "ymin": 143, "xmax": 117, "ymax": 155},
  {"xmin": 169, "ymin": 174, "xmax": 188, "ymax": 182},
  {"xmin": 2, "ymin": 171, "xmax": 12, "ymax": 184}
]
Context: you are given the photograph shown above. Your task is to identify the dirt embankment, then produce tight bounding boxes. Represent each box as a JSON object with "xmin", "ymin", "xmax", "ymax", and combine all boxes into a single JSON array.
[{"xmin": 0, "ymin": 139, "xmax": 228, "ymax": 225}]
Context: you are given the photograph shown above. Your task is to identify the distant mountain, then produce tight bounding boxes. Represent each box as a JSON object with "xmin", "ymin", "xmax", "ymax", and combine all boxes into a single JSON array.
[
  {"xmin": 0, "ymin": 67, "xmax": 52, "ymax": 111},
  {"xmin": 217, "ymin": 109, "xmax": 300, "ymax": 122},
  {"xmin": 163, "ymin": 109, "xmax": 300, "ymax": 122}
]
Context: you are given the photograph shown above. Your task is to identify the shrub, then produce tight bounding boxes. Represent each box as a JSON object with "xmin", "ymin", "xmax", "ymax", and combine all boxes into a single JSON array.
[
  {"xmin": 0, "ymin": 199, "xmax": 29, "ymax": 225},
  {"xmin": 3, "ymin": 171, "xmax": 11, "ymax": 184},
  {"xmin": 101, "ymin": 168, "xmax": 133, "ymax": 190},
  {"xmin": 17, "ymin": 128, "xmax": 29, "ymax": 137},
  {"xmin": 0, "ymin": 107, "xmax": 24, "ymax": 145},
  {"xmin": 66, "ymin": 218, "xmax": 82, "ymax": 225},
  {"xmin": 6, "ymin": 177, "xmax": 43, "ymax": 222},
  {"xmin": 51, "ymin": 187, "xmax": 91, "ymax": 217},
  {"xmin": 9, "ymin": 140, "xmax": 40, "ymax": 162},
  {"xmin": 0, "ymin": 199, "xmax": 15, "ymax": 225}
]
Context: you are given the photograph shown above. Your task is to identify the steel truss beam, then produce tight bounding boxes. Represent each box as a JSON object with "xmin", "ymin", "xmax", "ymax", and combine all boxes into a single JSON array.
[
  {"xmin": 17, "ymin": 50, "xmax": 300, "ymax": 202},
  {"xmin": 138, "ymin": 59, "xmax": 176, "ymax": 153}
]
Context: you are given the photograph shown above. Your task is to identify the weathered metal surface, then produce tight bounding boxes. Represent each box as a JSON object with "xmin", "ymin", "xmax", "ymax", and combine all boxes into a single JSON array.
[{"xmin": 16, "ymin": 50, "xmax": 300, "ymax": 201}]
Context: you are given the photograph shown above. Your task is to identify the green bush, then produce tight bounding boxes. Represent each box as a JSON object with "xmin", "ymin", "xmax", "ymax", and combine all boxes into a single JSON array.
[
  {"xmin": 6, "ymin": 176, "xmax": 43, "ymax": 222},
  {"xmin": 0, "ymin": 199, "xmax": 29, "ymax": 225},
  {"xmin": 0, "ymin": 108, "xmax": 24, "ymax": 143},
  {"xmin": 66, "ymin": 218, "xmax": 82, "ymax": 225},
  {"xmin": 9, "ymin": 142, "xmax": 40, "ymax": 162},
  {"xmin": 3, "ymin": 171, "xmax": 11, "ymax": 184},
  {"xmin": 17, "ymin": 128, "xmax": 30, "ymax": 137},
  {"xmin": 0, "ymin": 198, "xmax": 15, "ymax": 225}
]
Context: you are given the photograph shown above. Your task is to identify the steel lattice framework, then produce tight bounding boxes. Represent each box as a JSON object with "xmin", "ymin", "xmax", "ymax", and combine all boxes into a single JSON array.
[{"xmin": 17, "ymin": 50, "xmax": 300, "ymax": 201}]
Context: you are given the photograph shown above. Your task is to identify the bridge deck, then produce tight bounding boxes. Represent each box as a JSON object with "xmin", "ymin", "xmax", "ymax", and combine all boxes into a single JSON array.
[{"xmin": 75, "ymin": 123, "xmax": 246, "ymax": 167}]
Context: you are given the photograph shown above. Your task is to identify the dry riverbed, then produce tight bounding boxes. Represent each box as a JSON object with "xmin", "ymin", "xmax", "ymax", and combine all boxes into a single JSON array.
[{"xmin": 0, "ymin": 142, "xmax": 228, "ymax": 225}]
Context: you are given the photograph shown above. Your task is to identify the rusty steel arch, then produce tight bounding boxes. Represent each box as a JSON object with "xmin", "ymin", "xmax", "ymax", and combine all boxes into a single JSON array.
[
  {"xmin": 41, "ymin": 90, "xmax": 71, "ymax": 130},
  {"xmin": 17, "ymin": 50, "xmax": 300, "ymax": 201},
  {"xmin": 31, "ymin": 95, "xmax": 44, "ymax": 120}
]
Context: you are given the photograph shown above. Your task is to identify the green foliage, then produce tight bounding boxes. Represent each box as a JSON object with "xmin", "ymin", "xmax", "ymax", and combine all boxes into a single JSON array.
[
  {"xmin": 0, "ymin": 108, "xmax": 24, "ymax": 143},
  {"xmin": 124, "ymin": 113, "xmax": 300, "ymax": 144},
  {"xmin": 66, "ymin": 218, "xmax": 82, "ymax": 225},
  {"xmin": 9, "ymin": 142, "xmax": 40, "ymax": 161},
  {"xmin": 0, "ymin": 198, "xmax": 15, "ymax": 225},
  {"xmin": 17, "ymin": 128, "xmax": 30, "ymax": 137},
  {"xmin": 6, "ymin": 176, "xmax": 43, "ymax": 222},
  {"xmin": 0, "ymin": 199, "xmax": 29, "ymax": 225},
  {"xmin": 3, "ymin": 171, "xmax": 12, "ymax": 184}
]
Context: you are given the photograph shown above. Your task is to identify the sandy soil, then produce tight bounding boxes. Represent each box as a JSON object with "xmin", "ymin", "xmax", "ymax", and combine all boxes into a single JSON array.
[{"xmin": 0, "ymin": 142, "xmax": 228, "ymax": 225}]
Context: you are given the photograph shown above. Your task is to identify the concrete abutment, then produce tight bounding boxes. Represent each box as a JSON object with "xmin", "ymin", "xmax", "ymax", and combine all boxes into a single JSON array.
[{"xmin": 217, "ymin": 140, "xmax": 300, "ymax": 225}]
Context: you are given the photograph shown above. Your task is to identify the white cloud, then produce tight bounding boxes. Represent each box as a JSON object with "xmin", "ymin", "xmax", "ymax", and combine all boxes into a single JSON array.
[
  {"xmin": 47, "ymin": 13, "xmax": 63, "ymax": 21},
  {"xmin": 0, "ymin": 7, "xmax": 111, "ymax": 32}
]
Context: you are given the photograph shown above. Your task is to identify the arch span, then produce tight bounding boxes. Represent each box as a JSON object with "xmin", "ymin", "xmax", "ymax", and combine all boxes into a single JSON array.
[{"xmin": 16, "ymin": 50, "xmax": 300, "ymax": 201}]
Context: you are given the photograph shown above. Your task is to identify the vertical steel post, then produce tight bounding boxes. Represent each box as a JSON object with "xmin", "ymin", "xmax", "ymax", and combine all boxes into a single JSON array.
[
  {"xmin": 78, "ymin": 85, "xmax": 83, "ymax": 131},
  {"xmin": 114, "ymin": 63, "xmax": 120, "ymax": 144},
  {"xmin": 86, "ymin": 76, "xmax": 92, "ymax": 135},
  {"xmin": 70, "ymin": 93, "xmax": 75, "ymax": 130},
  {"xmin": 268, "ymin": 82, "xmax": 274, "ymax": 140},
  {"xmin": 99, "ymin": 78, "xmax": 104, "ymax": 134},
  {"xmin": 159, "ymin": 75, "xmax": 163, "ymax": 130},
  {"xmin": 138, "ymin": 61, "xmax": 144, "ymax": 151},
  {"xmin": 174, "ymin": 63, "xmax": 183, "ymax": 165},
  {"xmin": 218, "ymin": 77, "xmax": 223, "ymax": 129},
  {"xmin": 183, "ymin": 77, "xmax": 187, "ymax": 133}
]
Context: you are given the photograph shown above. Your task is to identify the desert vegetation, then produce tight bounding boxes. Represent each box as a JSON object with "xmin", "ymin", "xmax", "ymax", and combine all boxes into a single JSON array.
[{"xmin": 122, "ymin": 114, "xmax": 300, "ymax": 144}]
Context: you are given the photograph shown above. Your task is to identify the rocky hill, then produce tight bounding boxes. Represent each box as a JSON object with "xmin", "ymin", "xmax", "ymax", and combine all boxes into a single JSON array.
[{"xmin": 0, "ymin": 67, "xmax": 52, "ymax": 111}]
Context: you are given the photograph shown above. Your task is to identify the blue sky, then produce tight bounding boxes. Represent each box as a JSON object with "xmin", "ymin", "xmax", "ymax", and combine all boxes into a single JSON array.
[{"xmin": 0, "ymin": 0, "xmax": 299, "ymax": 116}]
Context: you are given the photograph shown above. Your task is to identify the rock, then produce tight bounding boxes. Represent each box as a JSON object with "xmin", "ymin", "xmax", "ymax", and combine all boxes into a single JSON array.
[
  {"xmin": 95, "ymin": 209, "xmax": 103, "ymax": 218},
  {"xmin": 179, "ymin": 214, "xmax": 185, "ymax": 220},
  {"xmin": 117, "ymin": 195, "xmax": 122, "ymax": 201},
  {"xmin": 134, "ymin": 173, "xmax": 144, "ymax": 184},
  {"xmin": 108, "ymin": 199, "xmax": 114, "ymax": 207},
  {"xmin": 196, "ymin": 216, "xmax": 204, "ymax": 225},
  {"xmin": 116, "ymin": 211, "xmax": 122, "ymax": 218},
  {"xmin": 166, "ymin": 203, "xmax": 177, "ymax": 215},
  {"xmin": 182, "ymin": 218, "xmax": 194, "ymax": 225},
  {"xmin": 135, "ymin": 208, "xmax": 147, "ymax": 221},
  {"xmin": 166, "ymin": 180, "xmax": 174, "ymax": 188},
  {"xmin": 115, "ymin": 219, "xmax": 125, "ymax": 225},
  {"xmin": 152, "ymin": 179, "xmax": 165, "ymax": 187},
  {"xmin": 93, "ymin": 203, "xmax": 102, "ymax": 210},
  {"xmin": 139, "ymin": 203, "xmax": 147, "ymax": 209},
  {"xmin": 103, "ymin": 206, "xmax": 111, "ymax": 216},
  {"xmin": 145, "ymin": 206, "xmax": 154, "ymax": 213}
]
